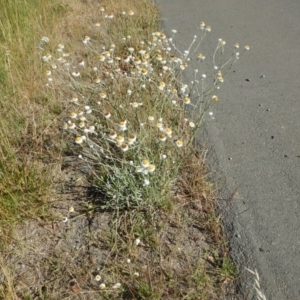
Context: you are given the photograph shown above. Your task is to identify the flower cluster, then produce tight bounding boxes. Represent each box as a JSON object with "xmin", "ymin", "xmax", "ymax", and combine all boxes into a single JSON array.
[{"xmin": 40, "ymin": 12, "xmax": 248, "ymax": 211}]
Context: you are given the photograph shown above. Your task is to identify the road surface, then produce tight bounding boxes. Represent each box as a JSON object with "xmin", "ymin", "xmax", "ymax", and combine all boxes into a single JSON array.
[{"xmin": 156, "ymin": 0, "xmax": 300, "ymax": 299}]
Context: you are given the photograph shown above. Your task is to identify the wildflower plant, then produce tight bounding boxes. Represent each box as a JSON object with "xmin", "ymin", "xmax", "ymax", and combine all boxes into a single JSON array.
[
  {"xmin": 0, "ymin": 0, "xmax": 250, "ymax": 298},
  {"xmin": 41, "ymin": 13, "xmax": 248, "ymax": 210}
]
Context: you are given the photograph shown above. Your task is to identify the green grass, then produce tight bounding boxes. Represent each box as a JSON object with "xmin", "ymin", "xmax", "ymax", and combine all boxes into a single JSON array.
[{"xmin": 0, "ymin": 0, "xmax": 69, "ymax": 238}]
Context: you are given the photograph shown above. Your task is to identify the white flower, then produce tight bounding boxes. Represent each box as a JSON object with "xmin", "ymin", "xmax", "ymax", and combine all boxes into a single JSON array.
[
  {"xmin": 95, "ymin": 275, "xmax": 102, "ymax": 281},
  {"xmin": 128, "ymin": 134, "xmax": 137, "ymax": 145},
  {"xmin": 158, "ymin": 81, "xmax": 165, "ymax": 91},
  {"xmin": 119, "ymin": 119, "xmax": 127, "ymax": 131},
  {"xmin": 109, "ymin": 131, "xmax": 117, "ymax": 140},
  {"xmin": 148, "ymin": 164, "xmax": 156, "ymax": 173},
  {"xmin": 212, "ymin": 95, "xmax": 219, "ymax": 102},
  {"xmin": 113, "ymin": 283, "xmax": 121, "ymax": 289},
  {"xmin": 70, "ymin": 112, "xmax": 77, "ymax": 119},
  {"xmin": 130, "ymin": 102, "xmax": 143, "ymax": 108},
  {"xmin": 205, "ymin": 25, "xmax": 211, "ymax": 32},
  {"xmin": 141, "ymin": 160, "xmax": 150, "ymax": 168},
  {"xmin": 156, "ymin": 122, "xmax": 163, "ymax": 130},
  {"xmin": 136, "ymin": 166, "xmax": 143, "ymax": 173},
  {"xmin": 116, "ymin": 135, "xmax": 125, "ymax": 144},
  {"xmin": 75, "ymin": 136, "xmax": 85, "ymax": 144},
  {"xmin": 176, "ymin": 140, "xmax": 183, "ymax": 148},
  {"xmin": 197, "ymin": 53, "xmax": 205, "ymax": 60},
  {"xmin": 121, "ymin": 144, "xmax": 129, "ymax": 152},
  {"xmin": 42, "ymin": 54, "xmax": 52, "ymax": 62},
  {"xmin": 72, "ymin": 71, "xmax": 80, "ymax": 77},
  {"xmin": 98, "ymin": 54, "xmax": 105, "ymax": 62},
  {"xmin": 141, "ymin": 68, "xmax": 148, "ymax": 75},
  {"xmin": 143, "ymin": 179, "xmax": 150, "ymax": 186},
  {"xmin": 159, "ymin": 133, "xmax": 167, "ymax": 142},
  {"xmin": 99, "ymin": 283, "xmax": 106, "ymax": 290},
  {"xmin": 163, "ymin": 128, "xmax": 171, "ymax": 138},
  {"xmin": 100, "ymin": 92, "xmax": 107, "ymax": 99},
  {"xmin": 180, "ymin": 84, "xmax": 188, "ymax": 93},
  {"xmin": 104, "ymin": 112, "xmax": 111, "ymax": 119},
  {"xmin": 184, "ymin": 97, "xmax": 191, "ymax": 104},
  {"xmin": 85, "ymin": 125, "xmax": 95, "ymax": 133},
  {"xmin": 83, "ymin": 36, "xmax": 90, "ymax": 44},
  {"xmin": 68, "ymin": 122, "xmax": 76, "ymax": 129},
  {"xmin": 135, "ymin": 238, "xmax": 141, "ymax": 245}
]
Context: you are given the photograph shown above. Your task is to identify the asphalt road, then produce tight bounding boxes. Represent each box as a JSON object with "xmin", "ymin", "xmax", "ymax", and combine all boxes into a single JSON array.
[{"xmin": 156, "ymin": 0, "xmax": 300, "ymax": 299}]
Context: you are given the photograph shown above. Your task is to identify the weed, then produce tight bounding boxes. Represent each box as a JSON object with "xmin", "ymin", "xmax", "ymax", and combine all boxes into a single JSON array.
[{"xmin": 0, "ymin": 0, "xmax": 249, "ymax": 299}]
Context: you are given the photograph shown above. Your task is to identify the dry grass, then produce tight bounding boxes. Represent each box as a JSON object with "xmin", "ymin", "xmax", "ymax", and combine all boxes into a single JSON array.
[
  {"xmin": 0, "ymin": 155, "xmax": 233, "ymax": 299},
  {"xmin": 0, "ymin": 0, "xmax": 242, "ymax": 299}
]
